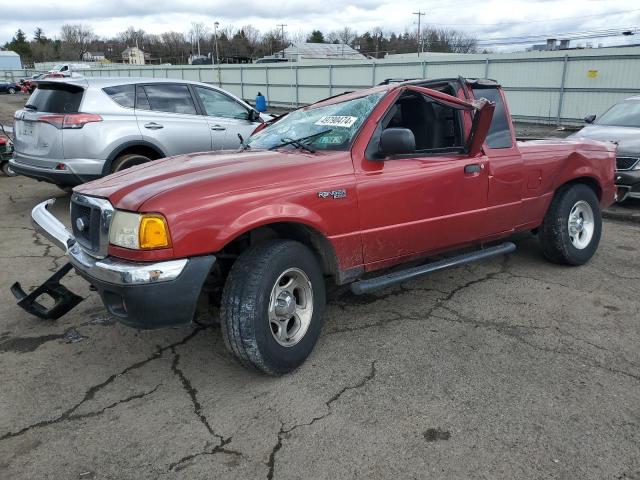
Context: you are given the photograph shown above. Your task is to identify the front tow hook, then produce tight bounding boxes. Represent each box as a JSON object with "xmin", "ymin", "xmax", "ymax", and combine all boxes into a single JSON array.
[{"xmin": 11, "ymin": 262, "xmax": 84, "ymax": 320}]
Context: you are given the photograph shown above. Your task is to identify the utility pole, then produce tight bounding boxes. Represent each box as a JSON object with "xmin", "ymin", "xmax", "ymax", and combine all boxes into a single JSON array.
[
  {"xmin": 214, "ymin": 21, "xmax": 220, "ymax": 64},
  {"xmin": 277, "ymin": 24, "xmax": 287, "ymax": 57},
  {"xmin": 413, "ymin": 11, "xmax": 426, "ymax": 57}
]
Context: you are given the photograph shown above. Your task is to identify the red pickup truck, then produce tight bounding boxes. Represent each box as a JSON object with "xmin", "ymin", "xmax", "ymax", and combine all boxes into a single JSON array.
[{"xmin": 14, "ymin": 78, "xmax": 616, "ymax": 375}]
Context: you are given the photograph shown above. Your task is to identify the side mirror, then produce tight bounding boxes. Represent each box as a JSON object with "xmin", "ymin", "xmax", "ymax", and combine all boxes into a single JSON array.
[
  {"xmin": 379, "ymin": 128, "xmax": 416, "ymax": 156},
  {"xmin": 584, "ymin": 114, "xmax": 596, "ymax": 124},
  {"xmin": 248, "ymin": 109, "xmax": 260, "ymax": 122}
]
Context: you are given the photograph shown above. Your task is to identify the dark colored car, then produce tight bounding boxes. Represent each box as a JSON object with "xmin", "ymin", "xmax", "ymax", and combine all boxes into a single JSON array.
[
  {"xmin": 0, "ymin": 81, "xmax": 20, "ymax": 94},
  {"xmin": 570, "ymin": 96, "xmax": 640, "ymax": 202}
]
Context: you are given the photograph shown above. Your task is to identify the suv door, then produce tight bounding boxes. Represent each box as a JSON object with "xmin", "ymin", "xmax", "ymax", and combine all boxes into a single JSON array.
[
  {"xmin": 134, "ymin": 83, "xmax": 212, "ymax": 156},
  {"xmin": 192, "ymin": 86, "xmax": 259, "ymax": 150}
]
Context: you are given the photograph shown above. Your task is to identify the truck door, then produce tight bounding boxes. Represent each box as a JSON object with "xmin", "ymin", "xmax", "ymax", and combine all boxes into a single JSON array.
[
  {"xmin": 469, "ymin": 84, "xmax": 524, "ymax": 236},
  {"xmin": 354, "ymin": 87, "xmax": 495, "ymax": 265}
]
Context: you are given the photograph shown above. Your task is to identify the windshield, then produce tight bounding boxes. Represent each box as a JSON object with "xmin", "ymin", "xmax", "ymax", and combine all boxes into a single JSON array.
[
  {"xmin": 596, "ymin": 101, "xmax": 640, "ymax": 127},
  {"xmin": 247, "ymin": 92, "xmax": 385, "ymax": 151}
]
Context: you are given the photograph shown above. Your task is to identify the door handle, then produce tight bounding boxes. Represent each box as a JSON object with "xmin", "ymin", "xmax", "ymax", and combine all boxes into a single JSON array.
[
  {"xmin": 210, "ymin": 125, "xmax": 226, "ymax": 131},
  {"xmin": 464, "ymin": 163, "xmax": 483, "ymax": 175},
  {"xmin": 144, "ymin": 122, "xmax": 164, "ymax": 130}
]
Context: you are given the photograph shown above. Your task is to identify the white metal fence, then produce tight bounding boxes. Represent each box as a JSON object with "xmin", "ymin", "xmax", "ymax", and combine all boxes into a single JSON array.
[{"xmin": 4, "ymin": 47, "xmax": 640, "ymax": 125}]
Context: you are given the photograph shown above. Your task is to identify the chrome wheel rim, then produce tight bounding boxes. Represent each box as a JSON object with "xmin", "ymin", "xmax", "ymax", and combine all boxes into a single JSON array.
[
  {"xmin": 568, "ymin": 200, "xmax": 594, "ymax": 250},
  {"xmin": 268, "ymin": 267, "xmax": 313, "ymax": 347}
]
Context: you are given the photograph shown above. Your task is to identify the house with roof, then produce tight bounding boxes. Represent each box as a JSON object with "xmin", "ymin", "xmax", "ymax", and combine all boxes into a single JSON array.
[
  {"xmin": 121, "ymin": 47, "xmax": 145, "ymax": 65},
  {"xmin": 82, "ymin": 51, "xmax": 106, "ymax": 62}
]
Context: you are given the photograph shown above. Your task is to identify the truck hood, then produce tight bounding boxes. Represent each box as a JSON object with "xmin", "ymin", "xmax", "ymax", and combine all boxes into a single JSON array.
[
  {"xmin": 569, "ymin": 125, "xmax": 640, "ymax": 157},
  {"xmin": 75, "ymin": 149, "xmax": 347, "ymax": 211}
]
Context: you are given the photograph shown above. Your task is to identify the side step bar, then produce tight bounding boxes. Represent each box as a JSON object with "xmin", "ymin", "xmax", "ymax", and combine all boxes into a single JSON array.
[{"xmin": 350, "ymin": 242, "xmax": 516, "ymax": 295}]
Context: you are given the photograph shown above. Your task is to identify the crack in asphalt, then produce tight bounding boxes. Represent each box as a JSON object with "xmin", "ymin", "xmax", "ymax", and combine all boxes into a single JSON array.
[
  {"xmin": 167, "ymin": 437, "xmax": 242, "ymax": 472},
  {"xmin": 266, "ymin": 360, "xmax": 377, "ymax": 480},
  {"xmin": 0, "ymin": 327, "xmax": 205, "ymax": 442},
  {"xmin": 436, "ymin": 304, "xmax": 640, "ymax": 383},
  {"xmin": 167, "ymin": 344, "xmax": 243, "ymax": 472},
  {"xmin": 325, "ymin": 254, "xmax": 639, "ymax": 384},
  {"xmin": 170, "ymin": 347, "xmax": 222, "ymax": 441}
]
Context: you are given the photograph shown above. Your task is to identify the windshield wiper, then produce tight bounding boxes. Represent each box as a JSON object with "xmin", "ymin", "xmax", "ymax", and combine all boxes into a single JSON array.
[
  {"xmin": 268, "ymin": 129, "xmax": 333, "ymax": 153},
  {"xmin": 24, "ymin": 104, "xmax": 37, "ymax": 111}
]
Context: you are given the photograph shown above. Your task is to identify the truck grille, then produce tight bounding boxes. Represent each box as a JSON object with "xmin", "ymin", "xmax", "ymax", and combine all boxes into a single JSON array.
[
  {"xmin": 70, "ymin": 193, "xmax": 114, "ymax": 258},
  {"xmin": 616, "ymin": 157, "xmax": 639, "ymax": 171}
]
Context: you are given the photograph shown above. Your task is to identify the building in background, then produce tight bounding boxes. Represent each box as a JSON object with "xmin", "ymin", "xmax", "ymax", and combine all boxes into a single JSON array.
[
  {"xmin": 0, "ymin": 51, "xmax": 21, "ymax": 69},
  {"xmin": 82, "ymin": 51, "xmax": 106, "ymax": 62},
  {"xmin": 121, "ymin": 47, "xmax": 146, "ymax": 65},
  {"xmin": 257, "ymin": 42, "xmax": 368, "ymax": 63}
]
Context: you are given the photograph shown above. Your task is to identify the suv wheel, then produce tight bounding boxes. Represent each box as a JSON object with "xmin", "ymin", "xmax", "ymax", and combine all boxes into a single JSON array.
[
  {"xmin": 539, "ymin": 184, "xmax": 602, "ymax": 265},
  {"xmin": 220, "ymin": 240, "xmax": 326, "ymax": 375},
  {"xmin": 1, "ymin": 162, "xmax": 17, "ymax": 177},
  {"xmin": 111, "ymin": 153, "xmax": 151, "ymax": 173}
]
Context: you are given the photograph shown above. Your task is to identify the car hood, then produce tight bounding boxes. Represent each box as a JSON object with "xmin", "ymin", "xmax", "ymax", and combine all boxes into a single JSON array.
[
  {"xmin": 569, "ymin": 125, "xmax": 640, "ymax": 157},
  {"xmin": 75, "ymin": 149, "xmax": 348, "ymax": 211}
]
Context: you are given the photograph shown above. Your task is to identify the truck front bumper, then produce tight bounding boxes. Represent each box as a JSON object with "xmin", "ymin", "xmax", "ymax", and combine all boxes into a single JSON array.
[{"xmin": 27, "ymin": 199, "xmax": 215, "ymax": 329}]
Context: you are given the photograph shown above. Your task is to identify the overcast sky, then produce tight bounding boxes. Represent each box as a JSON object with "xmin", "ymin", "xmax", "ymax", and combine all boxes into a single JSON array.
[{"xmin": 2, "ymin": 0, "xmax": 639, "ymax": 51}]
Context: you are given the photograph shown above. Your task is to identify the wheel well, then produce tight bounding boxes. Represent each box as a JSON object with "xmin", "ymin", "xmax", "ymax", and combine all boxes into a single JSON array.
[
  {"xmin": 114, "ymin": 145, "xmax": 163, "ymax": 162},
  {"xmin": 217, "ymin": 222, "xmax": 339, "ymax": 277},
  {"xmin": 557, "ymin": 176, "xmax": 602, "ymax": 200}
]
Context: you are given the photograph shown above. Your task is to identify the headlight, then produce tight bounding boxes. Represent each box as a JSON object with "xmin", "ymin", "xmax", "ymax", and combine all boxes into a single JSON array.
[{"xmin": 109, "ymin": 211, "xmax": 171, "ymax": 250}]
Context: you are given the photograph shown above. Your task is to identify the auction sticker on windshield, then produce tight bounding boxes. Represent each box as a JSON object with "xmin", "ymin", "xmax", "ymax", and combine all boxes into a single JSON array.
[{"xmin": 315, "ymin": 116, "xmax": 358, "ymax": 128}]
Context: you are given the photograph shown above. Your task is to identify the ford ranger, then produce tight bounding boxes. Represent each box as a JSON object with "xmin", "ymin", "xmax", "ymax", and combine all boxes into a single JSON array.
[{"xmin": 13, "ymin": 78, "xmax": 617, "ymax": 375}]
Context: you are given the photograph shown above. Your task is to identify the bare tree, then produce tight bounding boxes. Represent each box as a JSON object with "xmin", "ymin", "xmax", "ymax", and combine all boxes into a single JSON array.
[
  {"xmin": 119, "ymin": 26, "xmax": 146, "ymax": 48},
  {"xmin": 189, "ymin": 22, "xmax": 210, "ymax": 56},
  {"xmin": 60, "ymin": 24, "xmax": 96, "ymax": 60},
  {"xmin": 328, "ymin": 27, "xmax": 357, "ymax": 45},
  {"xmin": 423, "ymin": 27, "xmax": 477, "ymax": 53}
]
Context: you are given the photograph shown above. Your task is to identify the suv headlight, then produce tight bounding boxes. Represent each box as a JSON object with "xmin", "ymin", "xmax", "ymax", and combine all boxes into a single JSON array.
[{"xmin": 109, "ymin": 211, "xmax": 171, "ymax": 249}]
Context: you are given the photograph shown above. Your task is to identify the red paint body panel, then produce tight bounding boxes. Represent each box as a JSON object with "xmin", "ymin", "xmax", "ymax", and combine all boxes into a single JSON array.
[{"xmin": 75, "ymin": 82, "xmax": 616, "ymax": 278}]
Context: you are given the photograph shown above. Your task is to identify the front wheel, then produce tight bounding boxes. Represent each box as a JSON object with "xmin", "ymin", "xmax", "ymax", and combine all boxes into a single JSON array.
[
  {"xmin": 220, "ymin": 240, "xmax": 326, "ymax": 375},
  {"xmin": 539, "ymin": 184, "xmax": 602, "ymax": 265},
  {"xmin": 8, "ymin": 88, "xmax": 16, "ymax": 94}
]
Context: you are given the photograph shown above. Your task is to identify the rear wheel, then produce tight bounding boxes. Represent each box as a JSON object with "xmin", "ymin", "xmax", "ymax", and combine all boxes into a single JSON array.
[
  {"xmin": 220, "ymin": 240, "xmax": 326, "ymax": 375},
  {"xmin": 111, "ymin": 153, "xmax": 151, "ymax": 173},
  {"xmin": 8, "ymin": 87, "xmax": 16, "ymax": 94},
  {"xmin": 539, "ymin": 184, "xmax": 602, "ymax": 265},
  {"xmin": 1, "ymin": 162, "xmax": 17, "ymax": 176}
]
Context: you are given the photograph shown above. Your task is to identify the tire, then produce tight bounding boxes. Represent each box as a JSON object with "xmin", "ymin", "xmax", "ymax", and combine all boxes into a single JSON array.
[
  {"xmin": 8, "ymin": 88, "xmax": 16, "ymax": 94},
  {"xmin": 539, "ymin": 184, "xmax": 602, "ymax": 265},
  {"xmin": 1, "ymin": 162, "xmax": 17, "ymax": 177},
  {"xmin": 220, "ymin": 240, "xmax": 326, "ymax": 375},
  {"xmin": 110, "ymin": 153, "xmax": 151, "ymax": 173}
]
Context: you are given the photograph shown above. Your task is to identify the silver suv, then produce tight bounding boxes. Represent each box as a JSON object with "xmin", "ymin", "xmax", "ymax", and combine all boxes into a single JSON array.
[{"xmin": 10, "ymin": 77, "xmax": 269, "ymax": 187}]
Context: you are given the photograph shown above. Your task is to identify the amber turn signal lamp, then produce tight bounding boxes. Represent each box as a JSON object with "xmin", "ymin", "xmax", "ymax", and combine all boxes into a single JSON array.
[{"xmin": 139, "ymin": 215, "xmax": 171, "ymax": 249}]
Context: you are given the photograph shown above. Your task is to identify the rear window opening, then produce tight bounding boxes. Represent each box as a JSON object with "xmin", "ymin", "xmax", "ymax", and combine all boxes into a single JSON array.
[{"xmin": 27, "ymin": 83, "xmax": 84, "ymax": 114}]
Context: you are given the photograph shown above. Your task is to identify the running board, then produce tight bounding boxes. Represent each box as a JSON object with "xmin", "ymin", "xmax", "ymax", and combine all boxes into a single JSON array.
[{"xmin": 350, "ymin": 242, "xmax": 516, "ymax": 295}]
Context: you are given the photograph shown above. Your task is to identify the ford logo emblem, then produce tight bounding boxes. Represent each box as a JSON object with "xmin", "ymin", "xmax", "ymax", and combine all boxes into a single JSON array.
[{"xmin": 76, "ymin": 217, "xmax": 87, "ymax": 232}]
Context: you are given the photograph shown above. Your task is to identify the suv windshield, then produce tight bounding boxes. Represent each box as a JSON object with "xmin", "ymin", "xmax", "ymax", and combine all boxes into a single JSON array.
[
  {"xmin": 247, "ymin": 92, "xmax": 385, "ymax": 151},
  {"xmin": 596, "ymin": 101, "xmax": 640, "ymax": 128}
]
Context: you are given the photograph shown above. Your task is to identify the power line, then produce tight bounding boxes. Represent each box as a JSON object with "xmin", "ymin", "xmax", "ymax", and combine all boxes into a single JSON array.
[{"xmin": 426, "ymin": 7, "xmax": 640, "ymax": 27}]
